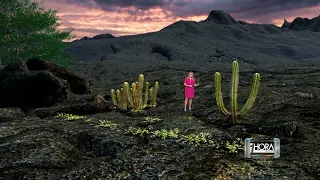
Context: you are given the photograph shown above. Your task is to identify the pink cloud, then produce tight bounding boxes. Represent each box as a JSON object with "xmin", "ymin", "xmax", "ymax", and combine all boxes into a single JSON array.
[{"xmin": 35, "ymin": 0, "xmax": 320, "ymax": 40}]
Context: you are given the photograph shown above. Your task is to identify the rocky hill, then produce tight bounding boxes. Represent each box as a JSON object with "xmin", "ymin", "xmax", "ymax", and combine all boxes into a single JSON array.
[
  {"xmin": 65, "ymin": 10, "xmax": 320, "ymax": 70},
  {"xmin": 75, "ymin": 33, "xmax": 116, "ymax": 41},
  {"xmin": 281, "ymin": 15, "xmax": 320, "ymax": 32}
]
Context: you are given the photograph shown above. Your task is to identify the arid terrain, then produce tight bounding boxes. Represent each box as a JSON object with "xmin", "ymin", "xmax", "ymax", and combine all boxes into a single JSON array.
[{"xmin": 1, "ymin": 10, "xmax": 320, "ymax": 180}]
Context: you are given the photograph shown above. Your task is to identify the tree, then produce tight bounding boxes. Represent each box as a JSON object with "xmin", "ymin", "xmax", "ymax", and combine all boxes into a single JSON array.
[{"xmin": 0, "ymin": 0, "xmax": 74, "ymax": 67}]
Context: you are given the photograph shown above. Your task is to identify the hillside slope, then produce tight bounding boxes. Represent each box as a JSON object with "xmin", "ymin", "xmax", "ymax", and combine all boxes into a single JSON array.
[{"xmin": 66, "ymin": 10, "xmax": 320, "ymax": 68}]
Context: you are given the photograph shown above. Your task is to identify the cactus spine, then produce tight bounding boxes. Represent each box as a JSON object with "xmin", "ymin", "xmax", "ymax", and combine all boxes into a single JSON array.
[
  {"xmin": 215, "ymin": 61, "xmax": 260, "ymax": 123},
  {"xmin": 111, "ymin": 74, "xmax": 159, "ymax": 111}
]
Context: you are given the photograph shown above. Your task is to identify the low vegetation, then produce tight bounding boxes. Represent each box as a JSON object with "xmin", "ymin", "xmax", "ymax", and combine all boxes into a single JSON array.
[
  {"xmin": 98, "ymin": 120, "xmax": 117, "ymax": 128},
  {"xmin": 179, "ymin": 132, "xmax": 214, "ymax": 146},
  {"xmin": 143, "ymin": 116, "xmax": 162, "ymax": 122},
  {"xmin": 151, "ymin": 128, "xmax": 180, "ymax": 140},
  {"xmin": 225, "ymin": 138, "xmax": 244, "ymax": 153},
  {"xmin": 55, "ymin": 113, "xmax": 85, "ymax": 120}
]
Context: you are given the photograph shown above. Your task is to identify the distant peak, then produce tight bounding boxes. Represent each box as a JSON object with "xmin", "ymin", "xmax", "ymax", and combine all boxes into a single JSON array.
[
  {"xmin": 281, "ymin": 19, "xmax": 290, "ymax": 28},
  {"xmin": 281, "ymin": 14, "xmax": 320, "ymax": 32},
  {"xmin": 77, "ymin": 33, "xmax": 116, "ymax": 41},
  {"xmin": 92, "ymin": 33, "xmax": 115, "ymax": 40},
  {"xmin": 204, "ymin": 10, "xmax": 239, "ymax": 25}
]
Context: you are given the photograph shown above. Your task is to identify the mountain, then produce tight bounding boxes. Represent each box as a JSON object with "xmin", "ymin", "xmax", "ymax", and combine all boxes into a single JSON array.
[
  {"xmin": 281, "ymin": 15, "xmax": 320, "ymax": 32},
  {"xmin": 65, "ymin": 10, "xmax": 320, "ymax": 69},
  {"xmin": 75, "ymin": 33, "xmax": 116, "ymax": 41}
]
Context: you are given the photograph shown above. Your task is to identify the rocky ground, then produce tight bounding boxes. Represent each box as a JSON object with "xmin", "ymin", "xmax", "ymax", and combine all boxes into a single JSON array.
[
  {"xmin": 1, "ymin": 58, "xmax": 320, "ymax": 180},
  {"xmin": 1, "ymin": 10, "xmax": 320, "ymax": 180}
]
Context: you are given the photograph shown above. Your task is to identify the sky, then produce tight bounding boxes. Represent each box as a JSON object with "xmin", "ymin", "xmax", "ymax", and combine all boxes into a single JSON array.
[{"xmin": 37, "ymin": 0, "xmax": 320, "ymax": 40}]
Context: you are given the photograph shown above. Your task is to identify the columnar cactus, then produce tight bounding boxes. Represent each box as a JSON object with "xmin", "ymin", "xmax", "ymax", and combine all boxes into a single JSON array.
[
  {"xmin": 215, "ymin": 61, "xmax": 260, "ymax": 123},
  {"xmin": 111, "ymin": 74, "xmax": 159, "ymax": 111},
  {"xmin": 150, "ymin": 82, "xmax": 159, "ymax": 107}
]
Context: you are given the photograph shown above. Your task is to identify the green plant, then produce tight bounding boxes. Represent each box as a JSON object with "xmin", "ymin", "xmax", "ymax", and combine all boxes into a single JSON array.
[
  {"xmin": 55, "ymin": 113, "xmax": 85, "ymax": 120},
  {"xmin": 143, "ymin": 116, "xmax": 161, "ymax": 122},
  {"xmin": 179, "ymin": 132, "xmax": 213, "ymax": 146},
  {"xmin": 111, "ymin": 74, "xmax": 159, "ymax": 111},
  {"xmin": 225, "ymin": 138, "xmax": 244, "ymax": 154},
  {"xmin": 215, "ymin": 60, "xmax": 260, "ymax": 123},
  {"xmin": 151, "ymin": 128, "xmax": 179, "ymax": 140},
  {"xmin": 0, "ymin": 0, "xmax": 74, "ymax": 67},
  {"xmin": 98, "ymin": 120, "xmax": 117, "ymax": 128},
  {"xmin": 126, "ymin": 127, "xmax": 150, "ymax": 136},
  {"xmin": 84, "ymin": 118, "xmax": 93, "ymax": 123}
]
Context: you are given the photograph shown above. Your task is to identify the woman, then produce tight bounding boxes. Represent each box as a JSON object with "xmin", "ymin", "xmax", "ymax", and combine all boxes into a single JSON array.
[{"xmin": 184, "ymin": 71, "xmax": 199, "ymax": 112}]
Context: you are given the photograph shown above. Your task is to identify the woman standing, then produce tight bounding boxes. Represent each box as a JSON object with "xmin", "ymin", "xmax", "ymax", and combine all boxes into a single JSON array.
[{"xmin": 184, "ymin": 71, "xmax": 199, "ymax": 112}]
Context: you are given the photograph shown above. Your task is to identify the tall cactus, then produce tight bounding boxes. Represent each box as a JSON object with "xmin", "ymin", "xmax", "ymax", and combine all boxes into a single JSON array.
[
  {"xmin": 150, "ymin": 81, "xmax": 159, "ymax": 107},
  {"xmin": 110, "ymin": 74, "xmax": 159, "ymax": 111},
  {"xmin": 214, "ymin": 61, "xmax": 260, "ymax": 123}
]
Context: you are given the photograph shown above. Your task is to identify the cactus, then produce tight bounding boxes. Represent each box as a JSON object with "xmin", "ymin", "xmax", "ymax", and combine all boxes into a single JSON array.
[
  {"xmin": 143, "ymin": 82, "xmax": 150, "ymax": 108},
  {"xmin": 111, "ymin": 89, "xmax": 117, "ymax": 107},
  {"xmin": 214, "ymin": 61, "xmax": 260, "ymax": 123},
  {"xmin": 150, "ymin": 81, "xmax": 159, "ymax": 107},
  {"xmin": 110, "ymin": 74, "xmax": 159, "ymax": 111}
]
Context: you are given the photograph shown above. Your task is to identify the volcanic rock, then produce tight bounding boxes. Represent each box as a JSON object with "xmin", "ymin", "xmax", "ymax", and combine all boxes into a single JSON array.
[
  {"xmin": 0, "ymin": 64, "xmax": 70, "ymax": 108},
  {"xmin": 26, "ymin": 58, "xmax": 91, "ymax": 94}
]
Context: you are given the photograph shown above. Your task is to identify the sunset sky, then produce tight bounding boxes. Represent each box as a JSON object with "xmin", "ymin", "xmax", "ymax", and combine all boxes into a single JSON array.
[{"xmin": 37, "ymin": 0, "xmax": 320, "ymax": 40}]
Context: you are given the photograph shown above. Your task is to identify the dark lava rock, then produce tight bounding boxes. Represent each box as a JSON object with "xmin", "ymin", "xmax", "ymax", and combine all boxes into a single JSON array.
[
  {"xmin": 151, "ymin": 44, "xmax": 172, "ymax": 61},
  {"xmin": 0, "ymin": 69, "xmax": 70, "ymax": 108},
  {"xmin": 29, "ymin": 94, "xmax": 112, "ymax": 118},
  {"xmin": 204, "ymin": 10, "xmax": 239, "ymax": 25},
  {"xmin": 0, "ymin": 107, "xmax": 25, "ymax": 123},
  {"xmin": 76, "ymin": 132, "xmax": 124, "ymax": 157},
  {"xmin": 111, "ymin": 44, "xmax": 122, "ymax": 54},
  {"xmin": 101, "ymin": 54, "xmax": 106, "ymax": 61},
  {"xmin": 26, "ymin": 58, "xmax": 91, "ymax": 94}
]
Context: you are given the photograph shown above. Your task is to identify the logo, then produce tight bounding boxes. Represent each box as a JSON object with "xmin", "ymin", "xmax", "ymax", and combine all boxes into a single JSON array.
[{"xmin": 244, "ymin": 138, "xmax": 280, "ymax": 159}]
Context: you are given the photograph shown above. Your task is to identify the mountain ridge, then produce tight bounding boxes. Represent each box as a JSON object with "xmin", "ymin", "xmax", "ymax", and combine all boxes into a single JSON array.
[
  {"xmin": 76, "ymin": 10, "xmax": 320, "ymax": 40},
  {"xmin": 281, "ymin": 15, "xmax": 320, "ymax": 32},
  {"xmin": 66, "ymin": 10, "xmax": 320, "ymax": 68}
]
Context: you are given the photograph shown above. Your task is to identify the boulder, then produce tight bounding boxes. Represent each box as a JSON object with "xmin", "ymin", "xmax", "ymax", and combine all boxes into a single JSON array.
[
  {"xmin": 29, "ymin": 95, "xmax": 112, "ymax": 118},
  {"xmin": 26, "ymin": 58, "xmax": 91, "ymax": 94},
  {"xmin": 0, "ymin": 64, "xmax": 70, "ymax": 108}
]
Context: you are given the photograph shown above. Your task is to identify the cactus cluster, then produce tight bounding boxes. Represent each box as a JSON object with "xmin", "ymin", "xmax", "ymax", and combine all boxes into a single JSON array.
[
  {"xmin": 111, "ymin": 74, "xmax": 159, "ymax": 111},
  {"xmin": 215, "ymin": 61, "xmax": 260, "ymax": 123}
]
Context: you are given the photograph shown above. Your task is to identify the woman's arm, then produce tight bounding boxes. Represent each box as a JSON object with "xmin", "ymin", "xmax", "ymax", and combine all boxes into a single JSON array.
[
  {"xmin": 184, "ymin": 82, "xmax": 192, "ymax": 87},
  {"xmin": 193, "ymin": 79, "xmax": 199, "ymax": 87},
  {"xmin": 184, "ymin": 78, "xmax": 192, "ymax": 87}
]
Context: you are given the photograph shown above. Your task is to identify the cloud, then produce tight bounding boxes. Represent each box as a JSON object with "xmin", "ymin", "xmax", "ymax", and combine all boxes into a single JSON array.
[
  {"xmin": 64, "ymin": 0, "xmax": 320, "ymax": 18},
  {"xmin": 37, "ymin": 0, "xmax": 320, "ymax": 40}
]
